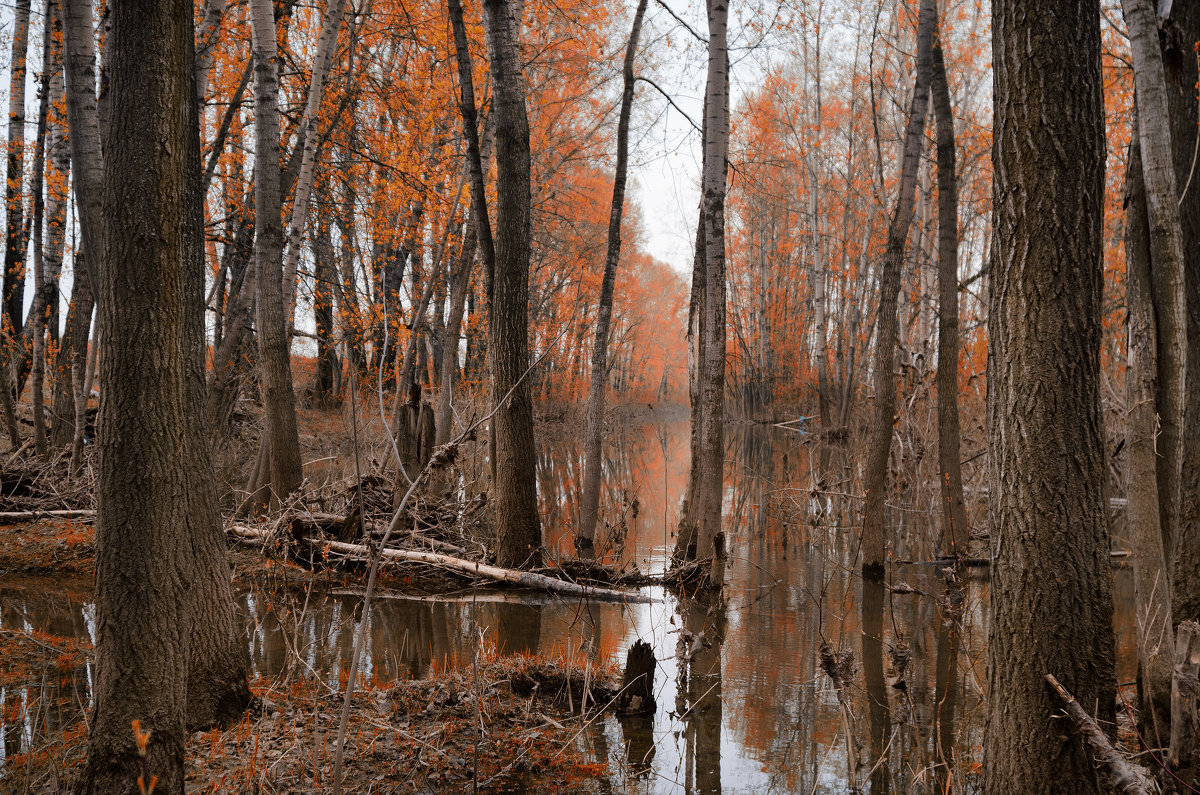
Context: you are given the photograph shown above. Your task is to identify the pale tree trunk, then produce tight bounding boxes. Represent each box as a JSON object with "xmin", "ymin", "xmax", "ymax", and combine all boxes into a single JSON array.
[
  {"xmin": 482, "ymin": 0, "xmax": 541, "ymax": 568},
  {"xmin": 930, "ymin": 21, "xmax": 968, "ymax": 565},
  {"xmin": 1124, "ymin": 138, "xmax": 1176, "ymax": 747},
  {"xmin": 282, "ymin": 0, "xmax": 348, "ymax": 316},
  {"xmin": 861, "ymin": 0, "xmax": 934, "ymax": 581},
  {"xmin": 195, "ymin": 0, "xmax": 226, "ymax": 105},
  {"xmin": 2, "ymin": 0, "xmax": 31, "ymax": 336},
  {"xmin": 984, "ymin": 0, "xmax": 1116, "ymax": 789},
  {"xmin": 575, "ymin": 0, "xmax": 648, "ymax": 556},
  {"xmin": 29, "ymin": 8, "xmax": 53, "ymax": 458},
  {"xmin": 695, "ymin": 0, "xmax": 731, "ymax": 585},
  {"xmin": 60, "ymin": 0, "xmax": 105, "ymax": 471},
  {"xmin": 1123, "ymin": 0, "xmax": 1188, "ymax": 566},
  {"xmin": 674, "ymin": 199, "xmax": 705, "ymax": 564},
  {"xmin": 77, "ymin": 0, "xmax": 196, "ymax": 790},
  {"xmin": 1166, "ymin": 2, "xmax": 1200, "ymax": 628},
  {"xmin": 249, "ymin": 0, "xmax": 303, "ymax": 509}
]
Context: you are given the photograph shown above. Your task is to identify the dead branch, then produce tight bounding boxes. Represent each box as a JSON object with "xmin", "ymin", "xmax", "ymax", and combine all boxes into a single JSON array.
[{"xmin": 1043, "ymin": 673, "xmax": 1158, "ymax": 794}]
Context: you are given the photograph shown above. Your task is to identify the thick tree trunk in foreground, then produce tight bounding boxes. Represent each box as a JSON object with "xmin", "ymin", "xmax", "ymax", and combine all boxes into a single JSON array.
[
  {"xmin": 576, "ymin": 0, "xmax": 648, "ymax": 556},
  {"xmin": 984, "ymin": 0, "xmax": 1116, "ymax": 790},
  {"xmin": 1123, "ymin": 0, "xmax": 1188, "ymax": 567},
  {"xmin": 482, "ymin": 0, "xmax": 541, "ymax": 568},
  {"xmin": 930, "ymin": 18, "xmax": 968, "ymax": 565},
  {"xmin": 861, "ymin": 0, "xmax": 934, "ymax": 581},
  {"xmin": 77, "ymin": 1, "xmax": 196, "ymax": 790},
  {"xmin": 1125, "ymin": 139, "xmax": 1176, "ymax": 745},
  {"xmin": 249, "ymin": 0, "xmax": 303, "ymax": 509}
]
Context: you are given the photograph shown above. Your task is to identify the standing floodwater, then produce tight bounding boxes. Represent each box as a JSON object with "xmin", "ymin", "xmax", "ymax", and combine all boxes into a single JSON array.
[{"xmin": 0, "ymin": 421, "xmax": 1137, "ymax": 792}]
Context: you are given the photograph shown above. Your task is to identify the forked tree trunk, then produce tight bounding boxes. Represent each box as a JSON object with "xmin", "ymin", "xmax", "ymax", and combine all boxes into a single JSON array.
[
  {"xmin": 1122, "ymin": 0, "xmax": 1188, "ymax": 567},
  {"xmin": 77, "ymin": 1, "xmax": 196, "ymax": 790},
  {"xmin": 282, "ymin": 0, "xmax": 348, "ymax": 316},
  {"xmin": 576, "ymin": 0, "xmax": 649, "ymax": 556},
  {"xmin": 861, "ymin": 0, "xmax": 934, "ymax": 582},
  {"xmin": 929, "ymin": 18, "xmax": 968, "ymax": 565},
  {"xmin": 481, "ymin": 0, "xmax": 542, "ymax": 568},
  {"xmin": 249, "ymin": 0, "xmax": 303, "ymax": 509},
  {"xmin": 984, "ymin": 0, "xmax": 1116, "ymax": 789}
]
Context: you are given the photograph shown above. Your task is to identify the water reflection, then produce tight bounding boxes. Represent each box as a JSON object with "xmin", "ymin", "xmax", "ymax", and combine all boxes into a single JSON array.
[{"xmin": 1, "ymin": 421, "xmax": 1137, "ymax": 793}]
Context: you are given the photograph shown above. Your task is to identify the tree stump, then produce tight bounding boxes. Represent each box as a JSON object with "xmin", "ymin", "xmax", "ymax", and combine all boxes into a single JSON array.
[{"xmin": 618, "ymin": 639, "xmax": 656, "ymax": 714}]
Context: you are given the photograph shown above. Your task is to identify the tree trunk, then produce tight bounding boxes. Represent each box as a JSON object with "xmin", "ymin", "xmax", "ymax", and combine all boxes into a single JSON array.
[
  {"xmin": 576, "ymin": 0, "xmax": 648, "ymax": 556},
  {"xmin": 77, "ymin": 1, "xmax": 196, "ymax": 790},
  {"xmin": 28, "ymin": 7, "xmax": 53, "ymax": 458},
  {"xmin": 694, "ymin": 0, "xmax": 731, "ymax": 584},
  {"xmin": 2, "ymin": 0, "xmax": 31, "ymax": 336},
  {"xmin": 281, "ymin": 0, "xmax": 348, "ymax": 317},
  {"xmin": 1166, "ymin": 2, "xmax": 1200, "ymax": 627},
  {"xmin": 674, "ymin": 198, "xmax": 706, "ymax": 564},
  {"xmin": 1123, "ymin": 0, "xmax": 1188, "ymax": 568},
  {"xmin": 313, "ymin": 196, "xmax": 337, "ymax": 405},
  {"xmin": 861, "ymin": 0, "xmax": 934, "ymax": 581},
  {"xmin": 249, "ymin": 0, "xmax": 303, "ymax": 508},
  {"xmin": 481, "ymin": 0, "xmax": 541, "ymax": 568},
  {"xmin": 182, "ymin": 11, "xmax": 252, "ymax": 731},
  {"xmin": 984, "ymin": 0, "xmax": 1116, "ymax": 789},
  {"xmin": 929, "ymin": 18, "xmax": 968, "ymax": 566},
  {"xmin": 1125, "ymin": 138, "xmax": 1176, "ymax": 746}
]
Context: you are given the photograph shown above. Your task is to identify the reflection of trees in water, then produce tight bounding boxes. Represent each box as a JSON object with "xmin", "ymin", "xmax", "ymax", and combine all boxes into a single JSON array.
[{"xmin": 675, "ymin": 598, "xmax": 725, "ymax": 795}]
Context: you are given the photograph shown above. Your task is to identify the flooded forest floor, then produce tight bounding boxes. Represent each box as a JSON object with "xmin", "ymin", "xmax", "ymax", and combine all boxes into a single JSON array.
[{"xmin": 0, "ymin": 397, "xmax": 1146, "ymax": 793}]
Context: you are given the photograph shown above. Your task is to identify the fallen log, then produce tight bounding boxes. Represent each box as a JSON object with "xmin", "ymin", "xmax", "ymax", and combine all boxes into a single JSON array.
[
  {"xmin": 0, "ymin": 509, "xmax": 96, "ymax": 523},
  {"xmin": 1043, "ymin": 673, "xmax": 1157, "ymax": 795},
  {"xmin": 229, "ymin": 525, "xmax": 653, "ymax": 603}
]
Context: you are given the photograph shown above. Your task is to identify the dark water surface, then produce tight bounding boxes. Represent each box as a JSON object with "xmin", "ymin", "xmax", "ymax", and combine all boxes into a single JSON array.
[{"xmin": 0, "ymin": 421, "xmax": 1136, "ymax": 793}]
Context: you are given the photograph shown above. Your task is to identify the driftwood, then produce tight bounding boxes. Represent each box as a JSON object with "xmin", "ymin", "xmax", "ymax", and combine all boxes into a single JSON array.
[
  {"xmin": 1170, "ymin": 620, "xmax": 1200, "ymax": 769},
  {"xmin": 229, "ymin": 525, "xmax": 653, "ymax": 603},
  {"xmin": 1043, "ymin": 674, "xmax": 1158, "ymax": 795},
  {"xmin": 0, "ymin": 509, "xmax": 96, "ymax": 523}
]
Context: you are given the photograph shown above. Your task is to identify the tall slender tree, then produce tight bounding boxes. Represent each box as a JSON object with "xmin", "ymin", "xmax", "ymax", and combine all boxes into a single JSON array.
[
  {"xmin": 482, "ymin": 0, "xmax": 542, "ymax": 568},
  {"xmin": 576, "ymin": 0, "xmax": 649, "ymax": 556},
  {"xmin": 861, "ymin": 0, "xmax": 934, "ymax": 582},
  {"xmin": 248, "ymin": 0, "xmax": 304, "ymax": 509},
  {"xmin": 1, "ymin": 0, "xmax": 32, "ymax": 335},
  {"xmin": 984, "ymin": 0, "xmax": 1116, "ymax": 789}
]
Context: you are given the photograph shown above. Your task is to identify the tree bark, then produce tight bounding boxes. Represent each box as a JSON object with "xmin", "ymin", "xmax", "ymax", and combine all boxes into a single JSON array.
[
  {"xmin": 984, "ymin": 0, "xmax": 1116, "ymax": 789},
  {"xmin": 249, "ymin": 0, "xmax": 303, "ymax": 509},
  {"xmin": 77, "ymin": 0, "xmax": 197, "ymax": 789},
  {"xmin": 861, "ymin": 0, "xmax": 934, "ymax": 581},
  {"xmin": 1123, "ymin": 0, "xmax": 1188, "ymax": 568},
  {"xmin": 576, "ymin": 0, "xmax": 648, "ymax": 556},
  {"xmin": 1125, "ymin": 138, "xmax": 1176, "ymax": 745},
  {"xmin": 930, "ymin": 18, "xmax": 968, "ymax": 566},
  {"xmin": 1165, "ymin": 1, "xmax": 1200, "ymax": 627},
  {"xmin": 182, "ymin": 9, "xmax": 252, "ymax": 731},
  {"xmin": 481, "ymin": 0, "xmax": 541, "ymax": 568}
]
